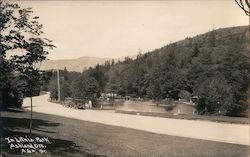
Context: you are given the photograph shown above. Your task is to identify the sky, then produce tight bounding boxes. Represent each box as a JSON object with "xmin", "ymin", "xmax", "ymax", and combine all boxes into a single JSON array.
[{"xmin": 14, "ymin": 0, "xmax": 249, "ymax": 60}]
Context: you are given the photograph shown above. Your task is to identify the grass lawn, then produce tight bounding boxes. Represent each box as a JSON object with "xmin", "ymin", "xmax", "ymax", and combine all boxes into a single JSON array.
[
  {"xmin": 1, "ymin": 109, "xmax": 249, "ymax": 157},
  {"xmin": 116, "ymin": 110, "xmax": 249, "ymax": 124}
]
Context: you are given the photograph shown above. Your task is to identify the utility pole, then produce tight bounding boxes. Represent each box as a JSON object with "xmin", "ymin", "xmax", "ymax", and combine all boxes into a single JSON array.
[{"xmin": 57, "ymin": 69, "xmax": 61, "ymax": 102}]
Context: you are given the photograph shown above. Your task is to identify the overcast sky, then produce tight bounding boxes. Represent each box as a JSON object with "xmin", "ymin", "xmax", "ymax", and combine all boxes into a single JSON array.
[{"xmin": 16, "ymin": 0, "xmax": 248, "ymax": 60}]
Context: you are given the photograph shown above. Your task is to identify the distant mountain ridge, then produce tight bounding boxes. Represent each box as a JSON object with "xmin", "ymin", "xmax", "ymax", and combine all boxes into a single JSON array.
[
  {"xmin": 41, "ymin": 54, "xmax": 137, "ymax": 72},
  {"xmin": 41, "ymin": 56, "xmax": 112, "ymax": 72}
]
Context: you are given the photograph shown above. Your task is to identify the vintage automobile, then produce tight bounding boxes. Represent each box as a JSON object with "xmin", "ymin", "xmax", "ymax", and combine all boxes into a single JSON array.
[{"xmin": 64, "ymin": 98, "xmax": 85, "ymax": 109}]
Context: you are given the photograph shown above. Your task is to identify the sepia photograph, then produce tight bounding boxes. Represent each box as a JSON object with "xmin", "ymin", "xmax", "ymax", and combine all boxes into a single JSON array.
[{"xmin": 0, "ymin": 0, "xmax": 249, "ymax": 156}]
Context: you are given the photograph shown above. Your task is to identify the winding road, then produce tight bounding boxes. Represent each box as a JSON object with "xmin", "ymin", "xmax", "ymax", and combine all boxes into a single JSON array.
[{"xmin": 23, "ymin": 93, "xmax": 249, "ymax": 146}]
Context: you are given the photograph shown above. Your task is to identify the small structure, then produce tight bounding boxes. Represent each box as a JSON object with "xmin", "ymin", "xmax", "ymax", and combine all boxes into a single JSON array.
[
  {"xmin": 125, "ymin": 96, "xmax": 131, "ymax": 101},
  {"xmin": 191, "ymin": 96, "xmax": 199, "ymax": 104},
  {"xmin": 100, "ymin": 92, "xmax": 118, "ymax": 99},
  {"xmin": 171, "ymin": 103, "xmax": 196, "ymax": 115}
]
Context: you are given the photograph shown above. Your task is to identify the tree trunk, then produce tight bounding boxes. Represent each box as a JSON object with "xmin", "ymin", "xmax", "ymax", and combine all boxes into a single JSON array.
[{"xmin": 29, "ymin": 96, "xmax": 33, "ymax": 134}]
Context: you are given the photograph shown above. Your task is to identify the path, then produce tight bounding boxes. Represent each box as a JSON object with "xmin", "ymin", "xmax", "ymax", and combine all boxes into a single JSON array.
[{"xmin": 23, "ymin": 93, "xmax": 249, "ymax": 146}]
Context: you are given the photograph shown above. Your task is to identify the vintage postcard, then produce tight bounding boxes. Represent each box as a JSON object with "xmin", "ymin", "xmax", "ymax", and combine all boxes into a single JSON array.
[{"xmin": 0, "ymin": 0, "xmax": 249, "ymax": 156}]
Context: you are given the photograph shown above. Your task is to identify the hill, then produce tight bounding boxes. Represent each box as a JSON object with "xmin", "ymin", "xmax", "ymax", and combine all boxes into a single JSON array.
[
  {"xmin": 48, "ymin": 25, "xmax": 250, "ymax": 116},
  {"xmin": 40, "ymin": 56, "xmax": 112, "ymax": 72},
  {"xmin": 41, "ymin": 55, "xmax": 137, "ymax": 72}
]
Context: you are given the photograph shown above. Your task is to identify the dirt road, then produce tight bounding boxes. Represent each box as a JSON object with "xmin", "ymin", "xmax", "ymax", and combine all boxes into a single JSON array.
[{"xmin": 23, "ymin": 93, "xmax": 249, "ymax": 146}]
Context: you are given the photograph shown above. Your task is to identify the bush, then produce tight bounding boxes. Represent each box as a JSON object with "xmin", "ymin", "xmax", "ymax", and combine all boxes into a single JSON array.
[{"xmin": 2, "ymin": 88, "xmax": 23, "ymax": 109}]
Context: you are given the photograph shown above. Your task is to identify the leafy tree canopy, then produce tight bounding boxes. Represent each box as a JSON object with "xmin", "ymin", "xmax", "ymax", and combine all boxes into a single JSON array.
[{"xmin": 0, "ymin": 1, "xmax": 55, "ymax": 108}]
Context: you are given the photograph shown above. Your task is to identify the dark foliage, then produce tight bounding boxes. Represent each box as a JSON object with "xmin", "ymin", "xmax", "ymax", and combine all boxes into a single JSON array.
[
  {"xmin": 0, "ymin": 1, "xmax": 54, "ymax": 109},
  {"xmin": 47, "ymin": 26, "xmax": 249, "ymax": 116}
]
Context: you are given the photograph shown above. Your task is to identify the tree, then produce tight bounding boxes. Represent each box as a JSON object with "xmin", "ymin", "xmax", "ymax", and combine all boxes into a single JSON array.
[
  {"xmin": 88, "ymin": 64, "xmax": 106, "ymax": 91},
  {"xmin": 194, "ymin": 76, "xmax": 234, "ymax": 114},
  {"xmin": 208, "ymin": 30, "xmax": 216, "ymax": 47},
  {"xmin": 192, "ymin": 44, "xmax": 200, "ymax": 57},
  {"xmin": 40, "ymin": 70, "xmax": 53, "ymax": 91},
  {"xmin": 48, "ymin": 79, "xmax": 58, "ymax": 100},
  {"xmin": 235, "ymin": 0, "xmax": 250, "ymax": 16},
  {"xmin": 147, "ymin": 78, "xmax": 162, "ymax": 100},
  {"xmin": 0, "ymin": 1, "xmax": 54, "ymax": 134},
  {"xmin": 71, "ymin": 74, "xmax": 100, "ymax": 106}
]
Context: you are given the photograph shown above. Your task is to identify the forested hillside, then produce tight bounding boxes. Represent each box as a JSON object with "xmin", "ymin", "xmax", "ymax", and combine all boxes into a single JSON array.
[{"xmin": 48, "ymin": 26, "xmax": 250, "ymax": 116}]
